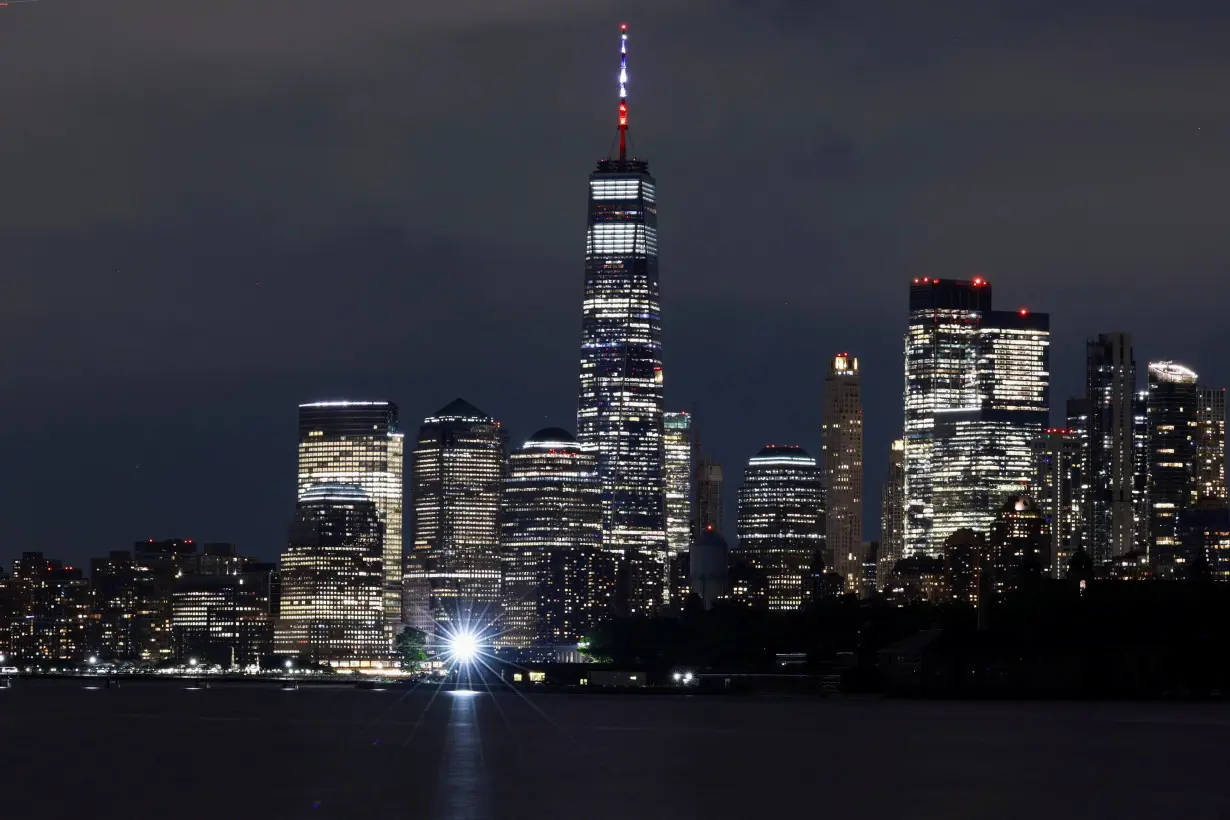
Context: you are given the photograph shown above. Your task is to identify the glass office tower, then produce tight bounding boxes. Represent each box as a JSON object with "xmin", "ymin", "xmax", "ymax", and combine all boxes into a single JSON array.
[
  {"xmin": 499, "ymin": 428, "xmax": 608, "ymax": 651},
  {"xmin": 275, "ymin": 484, "xmax": 386, "ymax": 668},
  {"xmin": 904, "ymin": 278, "xmax": 991, "ymax": 556},
  {"xmin": 904, "ymin": 278, "xmax": 1048, "ymax": 553},
  {"xmin": 663, "ymin": 412, "xmax": 694, "ymax": 558},
  {"xmin": 736, "ymin": 445, "xmax": 826, "ymax": 610},
  {"xmin": 576, "ymin": 25, "xmax": 667, "ymax": 611},
  {"xmin": 1083, "ymin": 335, "xmax": 1138, "ymax": 564},
  {"xmin": 930, "ymin": 308, "xmax": 1050, "ymax": 544},
  {"xmin": 408, "ymin": 399, "xmax": 505, "ymax": 632},
  {"xmin": 297, "ymin": 401, "xmax": 403, "ymax": 635}
]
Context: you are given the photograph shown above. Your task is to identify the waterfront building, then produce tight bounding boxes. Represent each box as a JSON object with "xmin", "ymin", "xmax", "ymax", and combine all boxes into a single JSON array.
[
  {"xmin": 276, "ymin": 484, "xmax": 387, "ymax": 667},
  {"xmin": 298, "ymin": 401, "xmax": 403, "ymax": 634},
  {"xmin": 499, "ymin": 428, "xmax": 608, "ymax": 650},
  {"xmin": 408, "ymin": 399, "xmax": 505, "ymax": 632}
]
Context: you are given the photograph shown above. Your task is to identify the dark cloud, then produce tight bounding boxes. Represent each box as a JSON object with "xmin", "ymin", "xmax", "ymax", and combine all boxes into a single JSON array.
[{"xmin": 1, "ymin": 0, "xmax": 1227, "ymax": 561}]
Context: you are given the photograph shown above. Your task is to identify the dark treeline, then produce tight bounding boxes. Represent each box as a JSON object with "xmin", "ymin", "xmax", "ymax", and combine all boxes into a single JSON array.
[{"xmin": 585, "ymin": 580, "xmax": 1230, "ymax": 698}]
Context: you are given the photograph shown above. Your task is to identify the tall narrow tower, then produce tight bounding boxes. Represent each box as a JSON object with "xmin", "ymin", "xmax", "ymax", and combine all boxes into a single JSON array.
[
  {"xmin": 576, "ymin": 24, "xmax": 667, "ymax": 610},
  {"xmin": 1085, "ymin": 334, "xmax": 1137, "ymax": 564},
  {"xmin": 822, "ymin": 353, "xmax": 863, "ymax": 592}
]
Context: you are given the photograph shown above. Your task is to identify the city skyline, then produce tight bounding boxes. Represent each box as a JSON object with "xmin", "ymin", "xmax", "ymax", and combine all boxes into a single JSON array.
[{"xmin": 4, "ymin": 6, "xmax": 1230, "ymax": 566}]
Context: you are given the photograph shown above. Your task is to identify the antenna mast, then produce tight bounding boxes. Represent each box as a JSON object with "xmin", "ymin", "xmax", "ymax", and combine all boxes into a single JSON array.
[{"xmin": 618, "ymin": 23, "xmax": 629, "ymax": 161}]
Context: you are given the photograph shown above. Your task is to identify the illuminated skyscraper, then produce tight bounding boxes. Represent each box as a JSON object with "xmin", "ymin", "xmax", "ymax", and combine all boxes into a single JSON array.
[
  {"xmin": 1195, "ymin": 387, "xmax": 1227, "ymax": 506},
  {"xmin": 904, "ymin": 277, "xmax": 992, "ymax": 556},
  {"xmin": 576, "ymin": 25, "xmax": 667, "ymax": 602},
  {"xmin": 1132, "ymin": 390, "xmax": 1151, "ymax": 554},
  {"xmin": 822, "ymin": 353, "xmax": 863, "ymax": 591},
  {"xmin": 275, "ymin": 484, "xmax": 386, "ymax": 668},
  {"xmin": 905, "ymin": 278, "xmax": 1048, "ymax": 553},
  {"xmin": 878, "ymin": 440, "xmax": 906, "ymax": 584},
  {"xmin": 298, "ymin": 401, "xmax": 403, "ymax": 634},
  {"xmin": 408, "ymin": 399, "xmax": 504, "ymax": 632},
  {"xmin": 499, "ymin": 428, "xmax": 608, "ymax": 651},
  {"xmin": 1083, "ymin": 335, "xmax": 1137, "ymax": 564},
  {"xmin": 663, "ymin": 412, "xmax": 693, "ymax": 558},
  {"xmin": 1147, "ymin": 361, "xmax": 1200, "ymax": 573},
  {"xmin": 931, "ymin": 308, "xmax": 1049, "ymax": 544},
  {"xmin": 735, "ymin": 445, "xmax": 825, "ymax": 610},
  {"xmin": 1031, "ymin": 428, "xmax": 1083, "ymax": 577}
]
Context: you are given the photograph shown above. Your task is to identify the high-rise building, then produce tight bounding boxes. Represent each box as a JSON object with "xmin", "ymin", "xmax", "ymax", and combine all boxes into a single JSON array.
[
  {"xmin": 1083, "ymin": 334, "xmax": 1137, "ymax": 564},
  {"xmin": 822, "ymin": 353, "xmax": 863, "ymax": 592},
  {"xmin": 408, "ymin": 399, "xmax": 504, "ymax": 632},
  {"xmin": 1147, "ymin": 362, "xmax": 1200, "ymax": 573},
  {"xmin": 128, "ymin": 539, "xmax": 202, "ymax": 661},
  {"xmin": 298, "ymin": 401, "xmax": 403, "ymax": 634},
  {"xmin": 905, "ymin": 278, "xmax": 1049, "ymax": 553},
  {"xmin": 276, "ymin": 484, "xmax": 387, "ymax": 668},
  {"xmin": 0, "ymin": 568, "xmax": 16, "ymax": 660},
  {"xmin": 88, "ymin": 551, "xmax": 158, "ymax": 661},
  {"xmin": 931, "ymin": 307, "xmax": 1050, "ymax": 545},
  {"xmin": 499, "ymin": 428, "xmax": 608, "ymax": 651},
  {"xmin": 1195, "ymin": 387, "xmax": 1227, "ymax": 506},
  {"xmin": 8, "ymin": 553, "xmax": 90, "ymax": 661},
  {"xmin": 171, "ymin": 562, "xmax": 275, "ymax": 668},
  {"xmin": 575, "ymin": 25, "xmax": 667, "ymax": 598},
  {"xmin": 878, "ymin": 439, "xmax": 906, "ymax": 584},
  {"xmin": 1132, "ymin": 390, "xmax": 1152, "ymax": 554},
  {"xmin": 663, "ymin": 412, "xmax": 694, "ymax": 558},
  {"xmin": 694, "ymin": 455, "xmax": 725, "ymax": 535},
  {"xmin": 735, "ymin": 445, "xmax": 825, "ymax": 610},
  {"xmin": 903, "ymin": 277, "xmax": 991, "ymax": 556},
  {"xmin": 987, "ymin": 495, "xmax": 1050, "ymax": 597},
  {"xmin": 1032, "ymin": 428, "xmax": 1084, "ymax": 578}
]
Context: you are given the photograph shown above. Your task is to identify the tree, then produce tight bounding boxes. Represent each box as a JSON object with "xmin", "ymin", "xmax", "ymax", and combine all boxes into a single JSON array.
[{"xmin": 395, "ymin": 626, "xmax": 428, "ymax": 671}]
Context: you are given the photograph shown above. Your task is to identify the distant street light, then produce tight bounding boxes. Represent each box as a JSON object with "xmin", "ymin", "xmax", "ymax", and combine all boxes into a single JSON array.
[
  {"xmin": 285, "ymin": 659, "xmax": 294, "ymax": 670},
  {"xmin": 88, "ymin": 656, "xmax": 98, "ymax": 666},
  {"xmin": 188, "ymin": 658, "xmax": 198, "ymax": 668}
]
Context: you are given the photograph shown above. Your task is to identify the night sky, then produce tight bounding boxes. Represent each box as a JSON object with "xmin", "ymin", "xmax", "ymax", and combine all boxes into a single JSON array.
[{"xmin": 3, "ymin": 0, "xmax": 1228, "ymax": 566}]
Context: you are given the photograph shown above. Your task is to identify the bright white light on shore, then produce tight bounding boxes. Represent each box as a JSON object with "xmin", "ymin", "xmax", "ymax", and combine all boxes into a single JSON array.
[{"xmin": 449, "ymin": 631, "xmax": 479, "ymax": 664}]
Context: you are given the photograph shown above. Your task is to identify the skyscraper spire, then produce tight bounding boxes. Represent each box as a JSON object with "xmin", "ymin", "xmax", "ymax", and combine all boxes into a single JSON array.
[{"xmin": 618, "ymin": 23, "xmax": 629, "ymax": 161}]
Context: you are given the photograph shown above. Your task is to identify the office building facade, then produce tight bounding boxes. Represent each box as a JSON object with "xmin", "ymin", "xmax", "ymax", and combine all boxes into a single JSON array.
[
  {"xmin": 408, "ymin": 399, "xmax": 505, "ymax": 632},
  {"xmin": 1195, "ymin": 387, "xmax": 1227, "ymax": 506},
  {"xmin": 298, "ymin": 401, "xmax": 404, "ymax": 634},
  {"xmin": 1032, "ymin": 428, "xmax": 1084, "ymax": 578},
  {"xmin": 1083, "ymin": 335, "xmax": 1138, "ymax": 564},
  {"xmin": 276, "ymin": 484, "xmax": 387, "ymax": 667},
  {"xmin": 499, "ymin": 428, "xmax": 608, "ymax": 650},
  {"xmin": 735, "ymin": 445, "xmax": 825, "ymax": 610},
  {"xmin": 903, "ymin": 277, "xmax": 992, "ymax": 556},
  {"xmin": 663, "ymin": 412, "xmax": 694, "ymax": 558},
  {"xmin": 575, "ymin": 25, "xmax": 668, "ymax": 593}
]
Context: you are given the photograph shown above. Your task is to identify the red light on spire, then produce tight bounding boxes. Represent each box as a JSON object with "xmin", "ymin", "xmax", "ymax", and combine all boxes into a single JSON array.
[
  {"xmin": 1019, "ymin": 307, "xmax": 1029, "ymax": 316},
  {"xmin": 620, "ymin": 22, "xmax": 627, "ymax": 31}
]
